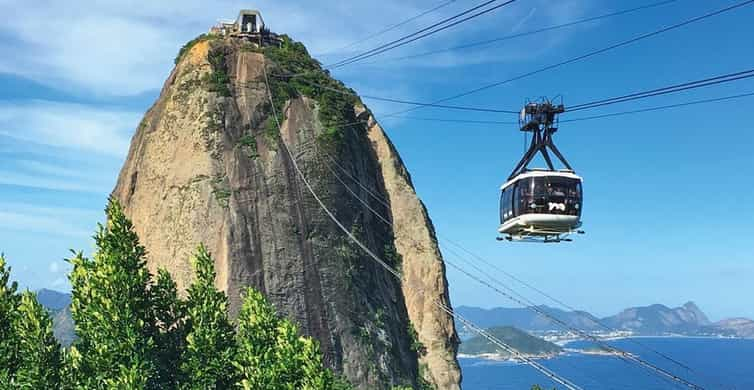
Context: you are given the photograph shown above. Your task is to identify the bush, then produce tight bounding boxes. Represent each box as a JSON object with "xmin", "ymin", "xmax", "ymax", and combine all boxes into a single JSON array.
[
  {"xmin": 262, "ymin": 36, "xmax": 362, "ymax": 149},
  {"xmin": 0, "ymin": 198, "xmax": 351, "ymax": 389}
]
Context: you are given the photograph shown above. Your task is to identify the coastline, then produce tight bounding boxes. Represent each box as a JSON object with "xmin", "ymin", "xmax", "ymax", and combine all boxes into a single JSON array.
[{"xmin": 458, "ymin": 335, "xmax": 750, "ymax": 362}]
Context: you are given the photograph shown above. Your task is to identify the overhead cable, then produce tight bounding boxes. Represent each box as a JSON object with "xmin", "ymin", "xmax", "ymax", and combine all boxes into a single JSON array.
[
  {"xmin": 322, "ymin": 133, "xmax": 708, "ymax": 389},
  {"xmin": 382, "ymin": 0, "xmax": 754, "ymax": 118},
  {"xmin": 326, "ymin": 0, "xmax": 517, "ymax": 69},
  {"xmin": 362, "ymin": 0, "xmax": 679, "ymax": 65},
  {"xmin": 262, "ymin": 62, "xmax": 585, "ymax": 390},
  {"xmin": 318, "ymin": 0, "xmax": 459, "ymax": 57},
  {"xmin": 566, "ymin": 68, "xmax": 754, "ymax": 111}
]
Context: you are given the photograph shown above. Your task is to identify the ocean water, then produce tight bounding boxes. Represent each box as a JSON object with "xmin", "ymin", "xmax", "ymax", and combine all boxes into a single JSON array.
[{"xmin": 460, "ymin": 337, "xmax": 754, "ymax": 389}]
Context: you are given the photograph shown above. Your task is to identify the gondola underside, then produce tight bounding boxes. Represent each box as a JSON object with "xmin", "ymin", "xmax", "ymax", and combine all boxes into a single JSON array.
[{"xmin": 498, "ymin": 214, "xmax": 581, "ymax": 241}]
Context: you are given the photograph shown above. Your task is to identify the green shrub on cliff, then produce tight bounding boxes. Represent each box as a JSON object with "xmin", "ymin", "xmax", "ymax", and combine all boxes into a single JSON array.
[
  {"xmin": 179, "ymin": 245, "xmax": 237, "ymax": 389},
  {"xmin": 263, "ymin": 35, "xmax": 362, "ymax": 148},
  {"xmin": 234, "ymin": 288, "xmax": 339, "ymax": 389},
  {"xmin": 67, "ymin": 200, "xmax": 157, "ymax": 388},
  {"xmin": 13, "ymin": 291, "xmax": 62, "ymax": 388},
  {"xmin": 0, "ymin": 199, "xmax": 350, "ymax": 389},
  {"xmin": 0, "ymin": 254, "xmax": 20, "ymax": 385}
]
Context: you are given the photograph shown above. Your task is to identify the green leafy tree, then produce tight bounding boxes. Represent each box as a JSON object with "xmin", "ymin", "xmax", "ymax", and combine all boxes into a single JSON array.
[
  {"xmin": 67, "ymin": 199, "xmax": 157, "ymax": 388},
  {"xmin": 0, "ymin": 254, "xmax": 20, "ymax": 385},
  {"xmin": 233, "ymin": 288, "xmax": 342, "ymax": 390},
  {"xmin": 152, "ymin": 269, "xmax": 187, "ymax": 388},
  {"xmin": 180, "ymin": 245, "xmax": 237, "ymax": 389},
  {"xmin": 13, "ymin": 291, "xmax": 62, "ymax": 388}
]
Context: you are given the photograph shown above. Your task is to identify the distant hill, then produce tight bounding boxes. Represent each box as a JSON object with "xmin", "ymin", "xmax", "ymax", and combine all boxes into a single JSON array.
[
  {"xmin": 602, "ymin": 302, "xmax": 710, "ymax": 335},
  {"xmin": 36, "ymin": 289, "xmax": 75, "ymax": 346},
  {"xmin": 703, "ymin": 318, "xmax": 754, "ymax": 338},
  {"xmin": 457, "ymin": 302, "xmax": 753, "ymax": 338},
  {"xmin": 455, "ymin": 305, "xmax": 601, "ymax": 337},
  {"xmin": 37, "ymin": 288, "xmax": 71, "ymax": 312},
  {"xmin": 459, "ymin": 326, "xmax": 562, "ymax": 357},
  {"xmin": 52, "ymin": 305, "xmax": 76, "ymax": 346}
]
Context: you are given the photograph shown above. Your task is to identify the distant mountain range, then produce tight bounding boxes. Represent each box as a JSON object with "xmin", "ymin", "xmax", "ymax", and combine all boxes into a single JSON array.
[
  {"xmin": 36, "ymin": 289, "xmax": 75, "ymax": 346},
  {"xmin": 37, "ymin": 288, "xmax": 71, "ymax": 312},
  {"xmin": 34, "ymin": 290, "xmax": 754, "ymax": 346},
  {"xmin": 456, "ymin": 302, "xmax": 754, "ymax": 339}
]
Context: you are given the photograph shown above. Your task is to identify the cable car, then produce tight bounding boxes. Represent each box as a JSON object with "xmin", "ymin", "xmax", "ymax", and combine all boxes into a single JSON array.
[{"xmin": 498, "ymin": 101, "xmax": 584, "ymax": 243}]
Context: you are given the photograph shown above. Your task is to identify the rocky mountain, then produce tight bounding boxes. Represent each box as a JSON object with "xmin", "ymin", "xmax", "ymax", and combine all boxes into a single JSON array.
[
  {"xmin": 51, "ymin": 305, "xmax": 76, "ymax": 346},
  {"xmin": 36, "ymin": 288, "xmax": 71, "ymax": 312},
  {"xmin": 458, "ymin": 326, "xmax": 562, "ymax": 357},
  {"xmin": 455, "ymin": 305, "xmax": 601, "ymax": 337},
  {"xmin": 702, "ymin": 318, "xmax": 754, "ymax": 338},
  {"xmin": 108, "ymin": 32, "xmax": 460, "ymax": 389},
  {"xmin": 602, "ymin": 302, "xmax": 710, "ymax": 335},
  {"xmin": 458, "ymin": 302, "xmax": 754, "ymax": 338}
]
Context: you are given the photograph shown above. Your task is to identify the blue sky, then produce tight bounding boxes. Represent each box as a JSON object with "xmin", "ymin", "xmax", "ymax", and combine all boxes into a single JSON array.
[{"xmin": 1, "ymin": 0, "xmax": 752, "ymax": 321}]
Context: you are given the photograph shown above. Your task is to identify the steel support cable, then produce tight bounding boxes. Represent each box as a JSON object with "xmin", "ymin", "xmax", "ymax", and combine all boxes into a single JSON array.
[
  {"xmin": 360, "ymin": 0, "xmax": 679, "ymax": 65},
  {"xmin": 328, "ymin": 0, "xmax": 518, "ymax": 69},
  {"xmin": 566, "ymin": 69, "xmax": 754, "ymax": 112},
  {"xmin": 561, "ymin": 91, "xmax": 754, "ymax": 122},
  {"xmin": 381, "ymin": 116, "xmax": 517, "ymax": 124},
  {"xmin": 373, "ymin": 91, "xmax": 754, "ymax": 125},
  {"xmin": 440, "ymin": 246, "xmax": 706, "ymax": 390},
  {"xmin": 382, "ymin": 0, "xmax": 754, "ymax": 118},
  {"xmin": 439, "ymin": 240, "xmax": 703, "ymax": 374},
  {"xmin": 321, "ymin": 135, "xmax": 715, "ymax": 384},
  {"xmin": 326, "ymin": 0, "xmax": 515, "ymax": 69},
  {"xmin": 267, "ymin": 75, "xmax": 520, "ymax": 113},
  {"xmin": 323, "ymin": 155, "xmax": 390, "ymax": 208},
  {"xmin": 326, "ymin": 150, "xmax": 704, "ymax": 389},
  {"xmin": 316, "ymin": 128, "xmax": 704, "ymax": 389},
  {"xmin": 330, "ymin": 152, "xmax": 704, "ymax": 389},
  {"xmin": 318, "ymin": 0, "xmax": 460, "ymax": 57},
  {"xmin": 262, "ymin": 63, "xmax": 585, "ymax": 390}
]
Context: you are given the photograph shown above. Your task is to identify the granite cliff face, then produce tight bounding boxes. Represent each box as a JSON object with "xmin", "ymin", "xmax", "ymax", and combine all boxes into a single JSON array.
[{"xmin": 111, "ymin": 35, "xmax": 460, "ymax": 389}]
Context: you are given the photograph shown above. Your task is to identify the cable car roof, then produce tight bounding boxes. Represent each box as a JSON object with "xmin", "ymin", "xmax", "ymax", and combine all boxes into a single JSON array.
[{"xmin": 500, "ymin": 169, "xmax": 582, "ymax": 191}]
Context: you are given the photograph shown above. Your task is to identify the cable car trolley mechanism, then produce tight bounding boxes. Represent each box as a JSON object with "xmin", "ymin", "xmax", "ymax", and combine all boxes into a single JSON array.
[{"xmin": 498, "ymin": 100, "xmax": 584, "ymax": 243}]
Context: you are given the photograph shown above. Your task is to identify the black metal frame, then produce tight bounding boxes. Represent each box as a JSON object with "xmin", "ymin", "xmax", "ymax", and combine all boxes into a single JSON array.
[{"xmin": 508, "ymin": 101, "xmax": 573, "ymax": 180}]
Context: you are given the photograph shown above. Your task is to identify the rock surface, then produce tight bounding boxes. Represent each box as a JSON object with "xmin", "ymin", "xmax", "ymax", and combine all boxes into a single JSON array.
[{"xmin": 111, "ymin": 36, "xmax": 460, "ymax": 389}]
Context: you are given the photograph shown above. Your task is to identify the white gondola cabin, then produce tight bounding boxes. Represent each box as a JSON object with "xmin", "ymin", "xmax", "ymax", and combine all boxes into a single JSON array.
[
  {"xmin": 498, "ymin": 100, "xmax": 584, "ymax": 242},
  {"xmin": 499, "ymin": 170, "xmax": 582, "ymax": 239}
]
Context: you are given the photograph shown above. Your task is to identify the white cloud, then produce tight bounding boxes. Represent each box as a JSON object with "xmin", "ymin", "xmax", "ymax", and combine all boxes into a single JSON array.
[
  {"xmin": 0, "ymin": 100, "xmax": 138, "ymax": 156},
  {"xmin": 49, "ymin": 261, "xmax": 61, "ymax": 273},
  {"xmin": 0, "ymin": 210, "xmax": 91, "ymax": 238},
  {"xmin": 51, "ymin": 277, "xmax": 68, "ymax": 288},
  {"xmin": 0, "ymin": 202, "xmax": 100, "ymax": 238},
  {"xmin": 0, "ymin": 0, "xmax": 593, "ymax": 96}
]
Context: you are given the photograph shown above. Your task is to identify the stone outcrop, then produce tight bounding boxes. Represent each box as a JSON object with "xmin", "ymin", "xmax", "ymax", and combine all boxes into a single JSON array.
[{"xmin": 112, "ymin": 35, "xmax": 460, "ymax": 389}]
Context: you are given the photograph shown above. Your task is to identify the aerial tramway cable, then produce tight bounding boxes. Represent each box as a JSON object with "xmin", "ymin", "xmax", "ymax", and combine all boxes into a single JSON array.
[
  {"xmin": 381, "ymin": 0, "xmax": 754, "ymax": 118},
  {"xmin": 318, "ymin": 0, "xmax": 460, "ymax": 57},
  {"xmin": 326, "ymin": 0, "xmax": 517, "ymax": 69},
  {"xmin": 308, "ymin": 112, "xmax": 707, "ymax": 388},
  {"xmin": 371, "ymin": 90, "xmax": 754, "ymax": 126},
  {"xmin": 272, "ymin": 63, "xmax": 754, "ymax": 120},
  {"xmin": 261, "ymin": 64, "xmax": 586, "ymax": 390},
  {"xmin": 323, "ymin": 143, "xmax": 719, "ymax": 386},
  {"xmin": 357, "ymin": 0, "xmax": 679, "ymax": 65},
  {"xmin": 565, "ymin": 68, "xmax": 754, "ymax": 112},
  {"xmin": 310, "ymin": 109, "xmax": 715, "ymax": 388}
]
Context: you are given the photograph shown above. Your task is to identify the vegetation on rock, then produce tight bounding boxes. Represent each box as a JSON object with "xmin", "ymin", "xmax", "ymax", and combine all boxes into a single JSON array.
[
  {"xmin": 175, "ymin": 34, "xmax": 217, "ymax": 65},
  {"xmin": 203, "ymin": 48, "xmax": 232, "ymax": 97},
  {"xmin": 262, "ymin": 35, "xmax": 362, "ymax": 148}
]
